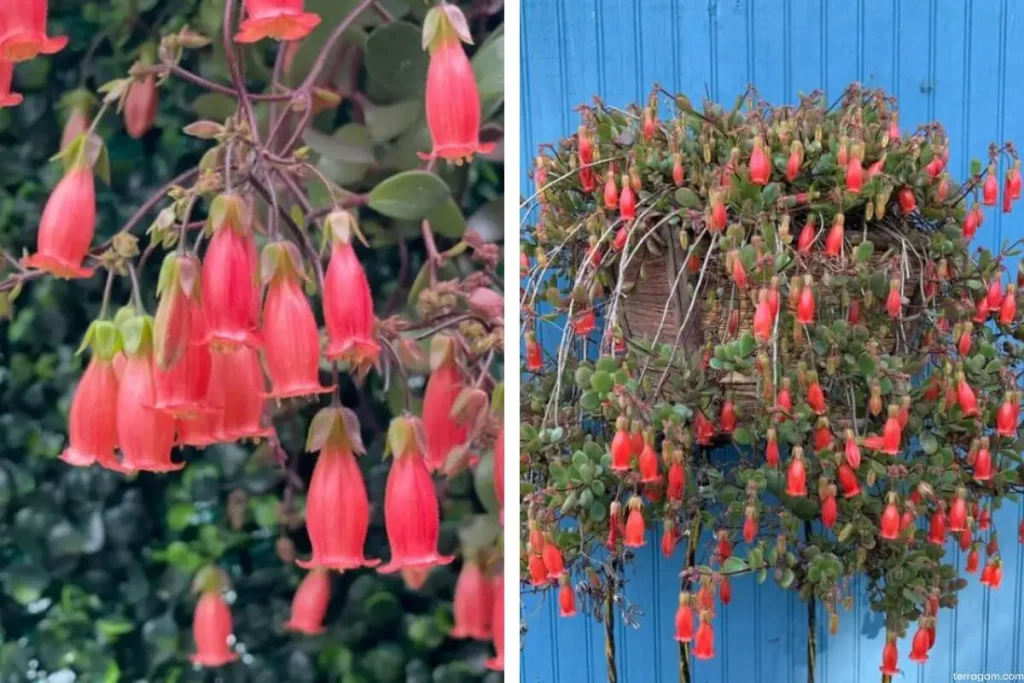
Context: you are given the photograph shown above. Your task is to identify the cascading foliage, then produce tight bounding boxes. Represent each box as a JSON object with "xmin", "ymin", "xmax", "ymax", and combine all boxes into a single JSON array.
[{"xmin": 521, "ymin": 82, "xmax": 1024, "ymax": 678}]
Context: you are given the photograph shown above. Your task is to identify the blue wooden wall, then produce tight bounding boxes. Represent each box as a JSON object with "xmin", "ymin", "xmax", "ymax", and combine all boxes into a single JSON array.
[{"xmin": 520, "ymin": 0, "xmax": 1024, "ymax": 681}]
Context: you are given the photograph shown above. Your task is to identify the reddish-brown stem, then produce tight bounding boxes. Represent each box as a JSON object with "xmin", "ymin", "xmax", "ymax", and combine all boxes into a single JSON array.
[{"xmin": 161, "ymin": 64, "xmax": 293, "ymax": 102}]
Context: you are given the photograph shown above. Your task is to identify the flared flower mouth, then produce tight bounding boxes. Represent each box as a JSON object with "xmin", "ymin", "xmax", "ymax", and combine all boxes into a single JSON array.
[
  {"xmin": 204, "ymin": 328, "xmax": 262, "ymax": 351},
  {"xmin": 22, "ymin": 252, "xmax": 95, "ymax": 279},
  {"xmin": 418, "ymin": 140, "xmax": 497, "ymax": 165},
  {"xmin": 283, "ymin": 618, "xmax": 325, "ymax": 636},
  {"xmin": 190, "ymin": 651, "xmax": 240, "ymax": 668},
  {"xmin": 156, "ymin": 402, "xmax": 218, "ymax": 420},
  {"xmin": 0, "ymin": 92, "xmax": 23, "ymax": 108},
  {"xmin": 325, "ymin": 337, "xmax": 380, "ymax": 366},
  {"xmin": 59, "ymin": 447, "xmax": 97, "ymax": 467},
  {"xmin": 120, "ymin": 459, "xmax": 187, "ymax": 474},
  {"xmin": 376, "ymin": 552, "xmax": 454, "ymax": 574},
  {"xmin": 297, "ymin": 554, "xmax": 380, "ymax": 570},
  {"xmin": 263, "ymin": 381, "xmax": 334, "ymax": 401},
  {"xmin": 234, "ymin": 12, "xmax": 321, "ymax": 43},
  {"xmin": 0, "ymin": 32, "xmax": 69, "ymax": 62},
  {"xmin": 222, "ymin": 425, "xmax": 274, "ymax": 443},
  {"xmin": 485, "ymin": 655, "xmax": 504, "ymax": 672}
]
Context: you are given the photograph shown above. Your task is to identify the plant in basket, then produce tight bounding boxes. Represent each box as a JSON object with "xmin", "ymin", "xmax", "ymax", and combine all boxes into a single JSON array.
[{"xmin": 520, "ymin": 82, "xmax": 1024, "ymax": 682}]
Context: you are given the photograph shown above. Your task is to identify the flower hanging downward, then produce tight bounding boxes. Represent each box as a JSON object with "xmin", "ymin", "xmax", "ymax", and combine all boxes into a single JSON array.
[
  {"xmin": 190, "ymin": 568, "xmax": 238, "ymax": 668},
  {"xmin": 624, "ymin": 496, "xmax": 646, "ymax": 548},
  {"xmin": 283, "ymin": 568, "xmax": 331, "ymax": 635},
  {"xmin": 422, "ymin": 334, "xmax": 470, "ymax": 472},
  {"xmin": 485, "ymin": 575, "xmax": 504, "ymax": 671},
  {"xmin": 234, "ymin": 0, "xmax": 321, "ymax": 43},
  {"xmin": 201, "ymin": 194, "xmax": 261, "ymax": 350},
  {"xmin": 419, "ymin": 4, "xmax": 495, "ymax": 163},
  {"xmin": 61, "ymin": 320, "xmax": 121, "ymax": 469},
  {"xmin": 23, "ymin": 162, "xmax": 97, "ymax": 279},
  {"xmin": 323, "ymin": 211, "xmax": 380, "ymax": 371},
  {"xmin": 879, "ymin": 638, "xmax": 899, "ymax": 676},
  {"xmin": 557, "ymin": 575, "xmax": 576, "ymax": 617},
  {"xmin": 0, "ymin": 60, "xmax": 22, "ymax": 107},
  {"xmin": 0, "ymin": 0, "xmax": 68, "ymax": 62},
  {"xmin": 674, "ymin": 593, "xmax": 695, "ymax": 642},
  {"xmin": 124, "ymin": 58, "xmax": 159, "ymax": 139},
  {"xmin": 300, "ymin": 407, "xmax": 379, "ymax": 570},
  {"xmin": 378, "ymin": 415, "xmax": 454, "ymax": 573},
  {"xmin": 451, "ymin": 559, "xmax": 495, "ymax": 637},
  {"xmin": 116, "ymin": 313, "xmax": 181, "ymax": 473},
  {"xmin": 261, "ymin": 241, "xmax": 333, "ymax": 399}
]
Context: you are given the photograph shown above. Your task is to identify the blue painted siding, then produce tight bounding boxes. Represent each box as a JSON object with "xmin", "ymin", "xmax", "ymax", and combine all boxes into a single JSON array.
[{"xmin": 520, "ymin": 0, "xmax": 1024, "ymax": 681}]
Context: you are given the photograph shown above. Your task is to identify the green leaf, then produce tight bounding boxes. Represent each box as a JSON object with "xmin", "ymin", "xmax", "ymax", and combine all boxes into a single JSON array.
[
  {"xmin": 365, "ymin": 99, "xmax": 423, "ymax": 143},
  {"xmin": 313, "ymin": 124, "xmax": 375, "ymax": 186},
  {"xmin": 589, "ymin": 500, "xmax": 607, "ymax": 522},
  {"xmin": 471, "ymin": 25, "xmax": 504, "ymax": 103},
  {"xmin": 854, "ymin": 241, "xmax": 874, "ymax": 264},
  {"xmin": 732, "ymin": 426, "xmax": 754, "ymax": 445},
  {"xmin": 589, "ymin": 370, "xmax": 613, "ymax": 394},
  {"xmin": 368, "ymin": 170, "xmax": 451, "ymax": 220},
  {"xmin": 921, "ymin": 432, "xmax": 939, "ymax": 454},
  {"xmin": 579, "ymin": 391, "xmax": 600, "ymax": 411},
  {"xmin": 424, "ymin": 197, "xmax": 465, "ymax": 238},
  {"xmin": 858, "ymin": 354, "xmax": 876, "ymax": 376},
  {"xmin": 97, "ymin": 617, "xmax": 135, "ymax": 640},
  {"xmin": 365, "ymin": 21, "xmax": 429, "ymax": 96},
  {"xmin": 675, "ymin": 187, "xmax": 700, "ymax": 208},
  {"xmin": 722, "ymin": 556, "xmax": 747, "ymax": 574}
]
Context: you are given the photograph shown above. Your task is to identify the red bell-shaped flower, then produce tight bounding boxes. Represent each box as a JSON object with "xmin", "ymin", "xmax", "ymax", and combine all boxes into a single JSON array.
[
  {"xmin": 61, "ymin": 321, "xmax": 121, "ymax": 469},
  {"xmin": 525, "ymin": 334, "xmax": 542, "ymax": 371},
  {"xmin": 558, "ymin": 576, "xmax": 576, "ymax": 618},
  {"xmin": 527, "ymin": 553, "xmax": 548, "ymax": 586},
  {"xmin": 765, "ymin": 428, "xmax": 780, "ymax": 467},
  {"xmin": 785, "ymin": 448, "xmax": 807, "ymax": 497},
  {"xmin": 117, "ymin": 315, "xmax": 180, "ymax": 473},
  {"xmin": 983, "ymin": 165, "xmax": 999, "ymax": 205},
  {"xmin": 749, "ymin": 138, "xmax": 770, "ymax": 185},
  {"xmin": 667, "ymin": 460, "xmax": 684, "ymax": 501},
  {"xmin": 201, "ymin": 194, "xmax": 260, "ymax": 350},
  {"xmin": 957, "ymin": 373, "xmax": 979, "ymax": 417},
  {"xmin": 23, "ymin": 164, "xmax": 96, "ymax": 279},
  {"xmin": 821, "ymin": 489, "xmax": 838, "ymax": 529},
  {"xmin": 844, "ymin": 430, "xmax": 861, "ymax": 469},
  {"xmin": 619, "ymin": 177, "xmax": 636, "ymax": 220},
  {"xmin": 997, "ymin": 393, "xmax": 1018, "ymax": 437},
  {"xmin": 542, "ymin": 537, "xmax": 564, "ymax": 580},
  {"xmin": 283, "ymin": 568, "xmax": 331, "ymax": 635},
  {"xmin": 674, "ymin": 594, "xmax": 695, "ymax": 642},
  {"xmin": 908, "ymin": 626, "xmax": 930, "ymax": 663},
  {"xmin": 927, "ymin": 508, "xmax": 947, "ymax": 545},
  {"xmin": 638, "ymin": 440, "xmax": 659, "ymax": 483},
  {"xmin": 485, "ymin": 575, "xmax": 504, "ymax": 671},
  {"xmin": 176, "ymin": 350, "xmax": 226, "ymax": 448},
  {"xmin": 838, "ymin": 464, "xmax": 860, "ymax": 498},
  {"xmin": 323, "ymin": 212, "xmax": 379, "ymax": 370},
  {"xmin": 422, "ymin": 335, "xmax": 470, "ymax": 472},
  {"xmin": 300, "ymin": 407, "xmax": 379, "ymax": 570},
  {"xmin": 154, "ymin": 297, "xmax": 213, "ymax": 419},
  {"xmin": 694, "ymin": 410, "xmax": 714, "ymax": 445},
  {"xmin": 418, "ymin": 5, "xmax": 494, "ymax": 163},
  {"xmin": 260, "ymin": 242, "xmax": 332, "ymax": 399},
  {"xmin": 797, "ymin": 276, "xmax": 815, "ymax": 324},
  {"xmin": 879, "ymin": 639, "xmax": 899, "ymax": 676},
  {"xmin": 235, "ymin": 0, "xmax": 321, "ymax": 43},
  {"xmin": 974, "ymin": 437, "xmax": 993, "ymax": 482},
  {"xmin": 798, "ymin": 217, "xmax": 815, "ymax": 252},
  {"xmin": 743, "ymin": 510, "xmax": 758, "ymax": 543},
  {"xmin": 966, "ymin": 548, "xmax": 980, "ymax": 573},
  {"xmin": 693, "ymin": 616, "xmax": 716, "ymax": 660},
  {"xmin": 806, "ymin": 374, "xmax": 826, "ymax": 414},
  {"xmin": 948, "ymin": 493, "xmax": 967, "ymax": 532},
  {"xmin": 0, "ymin": 60, "xmax": 23, "ymax": 107},
  {"xmin": 190, "ymin": 577, "xmax": 238, "ymax": 668},
  {"xmin": 753, "ymin": 289, "xmax": 773, "ymax": 341},
  {"xmin": 124, "ymin": 74, "xmax": 158, "ymax": 139},
  {"xmin": 219, "ymin": 346, "xmax": 273, "ymax": 441},
  {"xmin": 661, "ymin": 522, "xmax": 678, "ymax": 557},
  {"xmin": 624, "ymin": 497, "xmax": 646, "ymax": 548},
  {"xmin": 451, "ymin": 560, "xmax": 495, "ymax": 637},
  {"xmin": 720, "ymin": 399, "xmax": 737, "ymax": 433},
  {"xmin": 825, "ymin": 214, "xmax": 845, "ymax": 256},
  {"xmin": 378, "ymin": 416, "xmax": 454, "ymax": 573},
  {"xmin": 880, "ymin": 497, "xmax": 901, "ymax": 540},
  {"xmin": 0, "ymin": 0, "xmax": 68, "ymax": 62},
  {"xmin": 1001, "ymin": 285, "xmax": 1018, "ymax": 325}
]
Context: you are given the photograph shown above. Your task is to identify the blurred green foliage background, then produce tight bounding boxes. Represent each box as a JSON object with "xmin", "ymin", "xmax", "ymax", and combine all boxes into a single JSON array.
[{"xmin": 0, "ymin": 1, "xmax": 504, "ymax": 681}]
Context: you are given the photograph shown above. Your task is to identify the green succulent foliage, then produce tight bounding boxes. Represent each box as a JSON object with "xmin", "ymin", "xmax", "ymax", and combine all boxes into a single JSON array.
[
  {"xmin": 0, "ymin": 1, "xmax": 504, "ymax": 681},
  {"xmin": 522, "ymin": 83, "xmax": 1024, "ymax": 637}
]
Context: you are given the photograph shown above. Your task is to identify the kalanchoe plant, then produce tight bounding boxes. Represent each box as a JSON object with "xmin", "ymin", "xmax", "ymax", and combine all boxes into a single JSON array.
[
  {"xmin": 0, "ymin": 0, "xmax": 504, "ymax": 679},
  {"xmin": 522, "ymin": 82, "xmax": 1024, "ymax": 682}
]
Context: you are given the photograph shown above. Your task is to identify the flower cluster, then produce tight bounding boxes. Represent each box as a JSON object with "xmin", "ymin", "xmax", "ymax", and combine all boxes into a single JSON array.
[
  {"xmin": 0, "ymin": 0, "xmax": 504, "ymax": 672},
  {"xmin": 522, "ymin": 83, "xmax": 1024, "ymax": 676}
]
